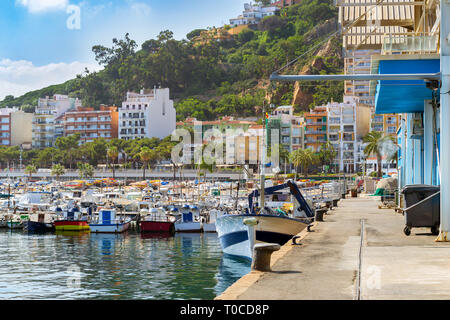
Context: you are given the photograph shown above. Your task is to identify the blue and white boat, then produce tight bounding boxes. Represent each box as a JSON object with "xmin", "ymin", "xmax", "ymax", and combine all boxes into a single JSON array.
[
  {"xmin": 89, "ymin": 209, "xmax": 131, "ymax": 233},
  {"xmin": 174, "ymin": 204, "xmax": 203, "ymax": 232},
  {"xmin": 215, "ymin": 180, "xmax": 315, "ymax": 260}
]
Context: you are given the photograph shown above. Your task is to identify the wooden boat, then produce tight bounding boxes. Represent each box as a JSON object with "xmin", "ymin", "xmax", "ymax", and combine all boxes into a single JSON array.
[
  {"xmin": 6, "ymin": 214, "xmax": 27, "ymax": 229},
  {"xmin": 54, "ymin": 207, "xmax": 90, "ymax": 232},
  {"xmin": 174, "ymin": 205, "xmax": 203, "ymax": 233},
  {"xmin": 140, "ymin": 208, "xmax": 175, "ymax": 234},
  {"xmin": 26, "ymin": 213, "xmax": 55, "ymax": 233},
  {"xmin": 216, "ymin": 181, "xmax": 315, "ymax": 260},
  {"xmin": 89, "ymin": 209, "xmax": 130, "ymax": 233}
]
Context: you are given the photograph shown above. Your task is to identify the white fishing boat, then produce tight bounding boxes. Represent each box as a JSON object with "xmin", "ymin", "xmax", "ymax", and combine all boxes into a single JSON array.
[
  {"xmin": 174, "ymin": 204, "xmax": 203, "ymax": 233},
  {"xmin": 89, "ymin": 209, "xmax": 131, "ymax": 233},
  {"xmin": 215, "ymin": 180, "xmax": 315, "ymax": 260},
  {"xmin": 203, "ymin": 208, "xmax": 225, "ymax": 233},
  {"xmin": 0, "ymin": 215, "xmax": 6, "ymax": 228},
  {"xmin": 6, "ymin": 214, "xmax": 26, "ymax": 229}
]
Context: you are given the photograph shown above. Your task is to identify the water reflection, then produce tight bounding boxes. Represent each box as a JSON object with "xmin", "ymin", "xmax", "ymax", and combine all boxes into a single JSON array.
[
  {"xmin": 0, "ymin": 230, "xmax": 250, "ymax": 299},
  {"xmin": 140, "ymin": 232, "xmax": 173, "ymax": 240},
  {"xmin": 214, "ymin": 255, "xmax": 251, "ymax": 296}
]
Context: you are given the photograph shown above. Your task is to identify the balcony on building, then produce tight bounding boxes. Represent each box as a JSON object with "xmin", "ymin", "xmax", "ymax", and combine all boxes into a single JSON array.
[
  {"xmin": 343, "ymin": 133, "xmax": 354, "ymax": 142},
  {"xmin": 329, "ymin": 133, "xmax": 339, "ymax": 142},
  {"xmin": 343, "ymin": 125, "xmax": 354, "ymax": 132},
  {"xmin": 373, "ymin": 115, "xmax": 384, "ymax": 123},
  {"xmin": 382, "ymin": 35, "xmax": 438, "ymax": 56},
  {"xmin": 305, "ymin": 128, "xmax": 327, "ymax": 135}
]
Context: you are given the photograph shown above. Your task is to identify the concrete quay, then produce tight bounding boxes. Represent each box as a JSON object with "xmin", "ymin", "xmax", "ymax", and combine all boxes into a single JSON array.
[{"xmin": 216, "ymin": 195, "xmax": 450, "ymax": 300}]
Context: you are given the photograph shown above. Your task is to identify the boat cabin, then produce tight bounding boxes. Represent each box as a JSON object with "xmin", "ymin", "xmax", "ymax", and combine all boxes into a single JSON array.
[{"xmin": 98, "ymin": 209, "xmax": 117, "ymax": 225}]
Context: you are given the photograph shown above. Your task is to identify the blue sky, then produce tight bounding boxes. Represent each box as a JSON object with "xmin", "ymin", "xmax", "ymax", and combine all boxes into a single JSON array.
[{"xmin": 0, "ymin": 0, "xmax": 248, "ymax": 99}]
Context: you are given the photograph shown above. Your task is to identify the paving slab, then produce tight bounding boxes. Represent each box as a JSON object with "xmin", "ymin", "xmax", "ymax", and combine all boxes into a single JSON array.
[{"xmin": 217, "ymin": 196, "xmax": 450, "ymax": 300}]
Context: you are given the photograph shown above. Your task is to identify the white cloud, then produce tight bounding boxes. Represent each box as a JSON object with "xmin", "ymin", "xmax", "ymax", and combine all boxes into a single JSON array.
[
  {"xmin": 16, "ymin": 0, "xmax": 69, "ymax": 13},
  {"xmin": 0, "ymin": 59, "xmax": 101, "ymax": 101},
  {"xmin": 130, "ymin": 2, "xmax": 151, "ymax": 16}
]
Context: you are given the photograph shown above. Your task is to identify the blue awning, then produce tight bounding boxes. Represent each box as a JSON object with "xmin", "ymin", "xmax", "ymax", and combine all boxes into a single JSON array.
[{"xmin": 375, "ymin": 59, "xmax": 440, "ymax": 114}]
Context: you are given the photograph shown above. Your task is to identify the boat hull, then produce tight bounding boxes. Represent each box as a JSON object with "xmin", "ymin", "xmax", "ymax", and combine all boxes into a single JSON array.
[
  {"xmin": 174, "ymin": 222, "xmax": 203, "ymax": 233},
  {"xmin": 140, "ymin": 221, "xmax": 175, "ymax": 234},
  {"xmin": 7, "ymin": 221, "xmax": 23, "ymax": 229},
  {"xmin": 54, "ymin": 220, "xmax": 90, "ymax": 232},
  {"xmin": 215, "ymin": 214, "xmax": 311, "ymax": 260},
  {"xmin": 26, "ymin": 221, "xmax": 54, "ymax": 233},
  {"xmin": 89, "ymin": 222, "xmax": 130, "ymax": 233},
  {"xmin": 203, "ymin": 223, "xmax": 216, "ymax": 233}
]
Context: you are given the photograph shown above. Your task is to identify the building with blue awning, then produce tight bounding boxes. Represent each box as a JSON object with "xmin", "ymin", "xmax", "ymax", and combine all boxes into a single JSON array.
[{"xmin": 372, "ymin": 54, "xmax": 441, "ymax": 190}]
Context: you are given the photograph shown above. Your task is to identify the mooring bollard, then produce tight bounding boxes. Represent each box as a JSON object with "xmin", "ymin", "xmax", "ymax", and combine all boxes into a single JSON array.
[
  {"xmin": 315, "ymin": 208, "xmax": 326, "ymax": 222},
  {"xmin": 251, "ymin": 243, "xmax": 280, "ymax": 272},
  {"xmin": 333, "ymin": 199, "xmax": 339, "ymax": 207}
]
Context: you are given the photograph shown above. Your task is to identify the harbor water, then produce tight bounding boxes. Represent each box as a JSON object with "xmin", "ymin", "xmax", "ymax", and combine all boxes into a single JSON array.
[{"xmin": 0, "ymin": 230, "xmax": 250, "ymax": 299}]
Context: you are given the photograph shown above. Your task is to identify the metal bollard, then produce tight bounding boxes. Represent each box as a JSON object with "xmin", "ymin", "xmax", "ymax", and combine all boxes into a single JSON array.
[
  {"xmin": 315, "ymin": 208, "xmax": 327, "ymax": 222},
  {"xmin": 251, "ymin": 243, "xmax": 280, "ymax": 272}
]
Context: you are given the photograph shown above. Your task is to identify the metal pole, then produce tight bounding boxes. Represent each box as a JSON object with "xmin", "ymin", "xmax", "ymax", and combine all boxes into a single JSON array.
[
  {"xmin": 424, "ymin": 100, "xmax": 434, "ymax": 185},
  {"xmin": 260, "ymin": 102, "xmax": 266, "ymax": 213},
  {"xmin": 438, "ymin": 0, "xmax": 450, "ymax": 241},
  {"xmin": 270, "ymin": 73, "xmax": 441, "ymax": 82}
]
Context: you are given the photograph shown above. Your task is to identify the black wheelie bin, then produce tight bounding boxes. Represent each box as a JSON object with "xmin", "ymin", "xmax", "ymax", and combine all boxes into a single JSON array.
[{"xmin": 401, "ymin": 185, "xmax": 440, "ymax": 236}]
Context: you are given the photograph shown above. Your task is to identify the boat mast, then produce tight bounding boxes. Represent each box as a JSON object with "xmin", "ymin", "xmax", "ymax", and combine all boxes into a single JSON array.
[{"xmin": 260, "ymin": 102, "xmax": 266, "ymax": 213}]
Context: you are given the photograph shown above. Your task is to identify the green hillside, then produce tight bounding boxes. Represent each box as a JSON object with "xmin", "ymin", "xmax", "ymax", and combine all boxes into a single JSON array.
[{"xmin": 0, "ymin": 0, "xmax": 343, "ymax": 120}]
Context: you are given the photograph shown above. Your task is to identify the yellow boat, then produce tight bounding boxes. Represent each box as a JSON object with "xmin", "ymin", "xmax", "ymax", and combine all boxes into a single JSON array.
[{"xmin": 54, "ymin": 220, "xmax": 90, "ymax": 231}]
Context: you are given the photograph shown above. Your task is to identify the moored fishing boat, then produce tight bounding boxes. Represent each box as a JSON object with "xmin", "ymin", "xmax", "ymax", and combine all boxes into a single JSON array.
[
  {"xmin": 140, "ymin": 207, "xmax": 175, "ymax": 234},
  {"xmin": 89, "ymin": 209, "xmax": 131, "ymax": 233},
  {"xmin": 174, "ymin": 205, "xmax": 203, "ymax": 233},
  {"xmin": 215, "ymin": 180, "xmax": 315, "ymax": 260},
  {"xmin": 54, "ymin": 207, "xmax": 90, "ymax": 232},
  {"xmin": 202, "ymin": 208, "xmax": 225, "ymax": 233},
  {"xmin": 6, "ymin": 214, "xmax": 26, "ymax": 229},
  {"xmin": 26, "ymin": 213, "xmax": 55, "ymax": 233}
]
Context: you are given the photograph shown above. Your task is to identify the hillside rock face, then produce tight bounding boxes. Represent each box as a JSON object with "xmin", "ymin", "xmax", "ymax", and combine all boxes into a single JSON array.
[
  {"xmin": 292, "ymin": 33, "xmax": 343, "ymax": 111},
  {"xmin": 304, "ymin": 18, "xmax": 338, "ymax": 43}
]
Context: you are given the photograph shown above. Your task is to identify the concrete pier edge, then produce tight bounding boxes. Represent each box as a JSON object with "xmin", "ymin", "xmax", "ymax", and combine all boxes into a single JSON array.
[{"xmin": 215, "ymin": 221, "xmax": 318, "ymax": 300}]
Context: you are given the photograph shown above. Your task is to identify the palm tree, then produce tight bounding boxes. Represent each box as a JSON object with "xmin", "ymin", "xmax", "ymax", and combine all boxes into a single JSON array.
[
  {"xmin": 363, "ymin": 131, "xmax": 396, "ymax": 178},
  {"xmin": 290, "ymin": 148, "xmax": 317, "ymax": 179},
  {"xmin": 25, "ymin": 165, "xmax": 37, "ymax": 181},
  {"xmin": 318, "ymin": 142, "xmax": 337, "ymax": 174},
  {"xmin": 107, "ymin": 146, "xmax": 119, "ymax": 179},
  {"xmin": 138, "ymin": 147, "xmax": 154, "ymax": 180},
  {"xmin": 77, "ymin": 163, "xmax": 94, "ymax": 179},
  {"xmin": 51, "ymin": 164, "xmax": 65, "ymax": 181},
  {"xmin": 83, "ymin": 164, "xmax": 94, "ymax": 178}
]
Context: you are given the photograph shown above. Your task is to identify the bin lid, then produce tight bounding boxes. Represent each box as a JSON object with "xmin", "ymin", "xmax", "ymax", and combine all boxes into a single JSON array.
[{"xmin": 401, "ymin": 184, "xmax": 440, "ymax": 194}]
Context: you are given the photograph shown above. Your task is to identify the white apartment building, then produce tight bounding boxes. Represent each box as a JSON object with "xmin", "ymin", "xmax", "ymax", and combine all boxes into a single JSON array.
[
  {"xmin": 229, "ymin": 2, "xmax": 279, "ymax": 26},
  {"xmin": 119, "ymin": 88, "xmax": 176, "ymax": 141},
  {"xmin": 32, "ymin": 95, "xmax": 81, "ymax": 149},
  {"xmin": 324, "ymin": 96, "xmax": 371, "ymax": 173}
]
